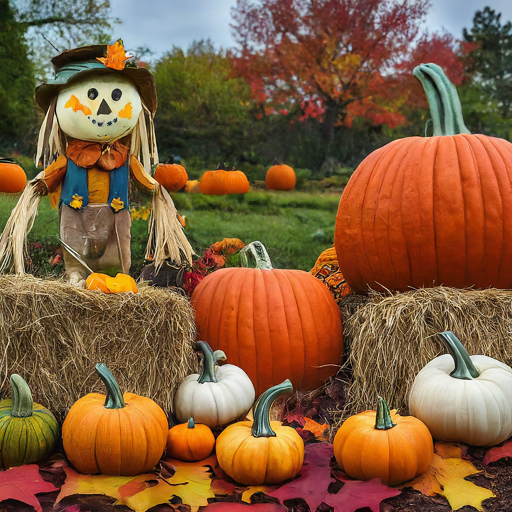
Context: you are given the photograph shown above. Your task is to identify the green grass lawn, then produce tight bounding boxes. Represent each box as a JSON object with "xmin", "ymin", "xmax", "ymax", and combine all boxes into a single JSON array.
[{"xmin": 0, "ymin": 189, "xmax": 341, "ymax": 275}]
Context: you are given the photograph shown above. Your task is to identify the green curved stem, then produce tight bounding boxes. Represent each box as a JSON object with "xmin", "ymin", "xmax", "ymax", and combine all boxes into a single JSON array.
[
  {"xmin": 375, "ymin": 396, "xmax": 396, "ymax": 430},
  {"xmin": 437, "ymin": 331, "xmax": 480, "ymax": 380},
  {"xmin": 188, "ymin": 417, "xmax": 195, "ymax": 429},
  {"xmin": 413, "ymin": 63, "xmax": 470, "ymax": 136},
  {"xmin": 197, "ymin": 341, "xmax": 226, "ymax": 383},
  {"xmin": 252, "ymin": 379, "xmax": 293, "ymax": 438},
  {"xmin": 95, "ymin": 363, "xmax": 125, "ymax": 409},
  {"xmin": 240, "ymin": 241, "xmax": 273, "ymax": 270},
  {"xmin": 10, "ymin": 375, "xmax": 33, "ymax": 418}
]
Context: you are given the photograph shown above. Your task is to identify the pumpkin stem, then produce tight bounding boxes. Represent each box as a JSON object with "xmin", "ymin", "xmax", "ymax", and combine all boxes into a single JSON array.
[
  {"xmin": 374, "ymin": 396, "xmax": 396, "ymax": 430},
  {"xmin": 437, "ymin": 331, "xmax": 480, "ymax": 380},
  {"xmin": 197, "ymin": 341, "xmax": 225, "ymax": 384},
  {"xmin": 10, "ymin": 374, "xmax": 33, "ymax": 418},
  {"xmin": 188, "ymin": 417, "xmax": 195, "ymax": 429},
  {"xmin": 240, "ymin": 241, "xmax": 273, "ymax": 270},
  {"xmin": 216, "ymin": 162, "xmax": 228, "ymax": 171},
  {"xmin": 413, "ymin": 63, "xmax": 470, "ymax": 137},
  {"xmin": 95, "ymin": 363, "xmax": 126, "ymax": 409},
  {"xmin": 252, "ymin": 379, "xmax": 293, "ymax": 438}
]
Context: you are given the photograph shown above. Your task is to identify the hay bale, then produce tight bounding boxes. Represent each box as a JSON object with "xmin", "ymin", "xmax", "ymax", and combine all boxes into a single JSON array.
[
  {"xmin": 341, "ymin": 287, "xmax": 512, "ymax": 419},
  {"xmin": 0, "ymin": 275, "xmax": 199, "ymax": 422}
]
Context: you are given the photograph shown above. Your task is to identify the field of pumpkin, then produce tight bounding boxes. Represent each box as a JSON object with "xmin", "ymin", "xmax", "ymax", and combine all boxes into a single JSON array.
[{"xmin": 2, "ymin": 63, "xmax": 512, "ymax": 512}]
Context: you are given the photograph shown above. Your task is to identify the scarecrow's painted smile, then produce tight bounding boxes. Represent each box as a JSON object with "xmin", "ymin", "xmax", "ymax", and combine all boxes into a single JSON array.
[{"xmin": 56, "ymin": 74, "xmax": 142, "ymax": 142}]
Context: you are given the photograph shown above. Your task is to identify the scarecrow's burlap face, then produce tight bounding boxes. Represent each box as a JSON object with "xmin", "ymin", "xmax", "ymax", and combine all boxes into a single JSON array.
[{"xmin": 56, "ymin": 73, "xmax": 142, "ymax": 142}]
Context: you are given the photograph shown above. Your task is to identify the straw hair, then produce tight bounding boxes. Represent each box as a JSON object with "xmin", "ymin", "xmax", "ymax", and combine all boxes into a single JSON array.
[
  {"xmin": 0, "ymin": 275, "xmax": 199, "ymax": 421},
  {"xmin": 0, "ymin": 175, "xmax": 44, "ymax": 274},
  {"xmin": 146, "ymin": 184, "xmax": 194, "ymax": 267},
  {"xmin": 337, "ymin": 286, "xmax": 512, "ymax": 428}
]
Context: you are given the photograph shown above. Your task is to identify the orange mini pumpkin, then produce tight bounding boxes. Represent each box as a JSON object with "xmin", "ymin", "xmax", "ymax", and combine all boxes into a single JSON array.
[
  {"xmin": 336, "ymin": 63, "xmax": 512, "ymax": 293},
  {"xmin": 62, "ymin": 363, "xmax": 168, "ymax": 475},
  {"xmin": 0, "ymin": 158, "xmax": 27, "ymax": 193},
  {"xmin": 185, "ymin": 180, "xmax": 201, "ymax": 193},
  {"xmin": 265, "ymin": 164, "xmax": 296, "ymax": 191},
  {"xmin": 216, "ymin": 379, "xmax": 304, "ymax": 485},
  {"xmin": 166, "ymin": 418, "xmax": 215, "ymax": 462},
  {"xmin": 86, "ymin": 272, "xmax": 138, "ymax": 293},
  {"xmin": 200, "ymin": 164, "xmax": 249, "ymax": 195},
  {"xmin": 154, "ymin": 163, "xmax": 188, "ymax": 192},
  {"xmin": 333, "ymin": 396, "xmax": 433, "ymax": 485}
]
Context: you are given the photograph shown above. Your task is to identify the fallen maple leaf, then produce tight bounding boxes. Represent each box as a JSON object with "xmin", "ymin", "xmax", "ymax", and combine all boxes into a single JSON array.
[
  {"xmin": 120, "ymin": 457, "xmax": 214, "ymax": 512},
  {"xmin": 201, "ymin": 503, "xmax": 285, "ymax": 511},
  {"xmin": 483, "ymin": 438, "xmax": 512, "ymax": 466},
  {"xmin": 399, "ymin": 448, "xmax": 495, "ymax": 511},
  {"xmin": 241, "ymin": 485, "xmax": 279, "ymax": 503},
  {"xmin": 435, "ymin": 441, "xmax": 462, "ymax": 459},
  {"xmin": 324, "ymin": 478, "xmax": 401, "ymax": 512},
  {"xmin": 56, "ymin": 463, "xmax": 149, "ymax": 504},
  {"xmin": 284, "ymin": 403, "xmax": 306, "ymax": 426},
  {"xmin": 269, "ymin": 443, "xmax": 333, "ymax": 510},
  {"xmin": 0, "ymin": 465, "xmax": 58, "ymax": 512},
  {"xmin": 303, "ymin": 417, "xmax": 329, "ymax": 437}
]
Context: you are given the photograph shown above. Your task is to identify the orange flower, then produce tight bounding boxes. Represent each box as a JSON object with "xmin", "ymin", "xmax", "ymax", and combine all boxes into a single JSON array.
[
  {"xmin": 211, "ymin": 238, "xmax": 246, "ymax": 255},
  {"xmin": 97, "ymin": 40, "xmax": 130, "ymax": 71}
]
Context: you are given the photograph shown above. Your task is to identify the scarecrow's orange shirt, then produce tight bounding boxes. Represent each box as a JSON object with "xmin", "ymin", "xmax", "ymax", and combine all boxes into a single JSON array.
[{"xmin": 42, "ymin": 154, "xmax": 157, "ymax": 209}]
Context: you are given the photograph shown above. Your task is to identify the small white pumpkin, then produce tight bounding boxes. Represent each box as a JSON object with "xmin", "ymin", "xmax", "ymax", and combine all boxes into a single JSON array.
[
  {"xmin": 409, "ymin": 331, "xmax": 512, "ymax": 447},
  {"xmin": 175, "ymin": 341, "xmax": 255, "ymax": 427}
]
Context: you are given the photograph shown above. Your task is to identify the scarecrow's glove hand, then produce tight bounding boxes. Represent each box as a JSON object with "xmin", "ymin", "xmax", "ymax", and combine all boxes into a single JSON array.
[{"xmin": 32, "ymin": 178, "xmax": 49, "ymax": 196}]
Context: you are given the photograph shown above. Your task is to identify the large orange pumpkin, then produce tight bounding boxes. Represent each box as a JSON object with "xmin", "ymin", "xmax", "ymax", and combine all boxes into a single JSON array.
[
  {"xmin": 265, "ymin": 164, "xmax": 296, "ymax": 191},
  {"xmin": 335, "ymin": 63, "xmax": 512, "ymax": 293},
  {"xmin": 154, "ymin": 163, "xmax": 188, "ymax": 192},
  {"xmin": 227, "ymin": 169, "xmax": 250, "ymax": 194},
  {"xmin": 62, "ymin": 363, "xmax": 168, "ymax": 475},
  {"xmin": 0, "ymin": 158, "xmax": 27, "ymax": 193},
  {"xmin": 333, "ymin": 396, "xmax": 433, "ymax": 485},
  {"xmin": 192, "ymin": 241, "xmax": 343, "ymax": 395}
]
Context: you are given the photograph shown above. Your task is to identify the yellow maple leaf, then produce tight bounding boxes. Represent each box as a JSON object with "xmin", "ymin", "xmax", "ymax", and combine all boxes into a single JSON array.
[
  {"xmin": 119, "ymin": 458, "xmax": 215, "ymax": 512},
  {"xmin": 398, "ymin": 442, "xmax": 495, "ymax": 511},
  {"xmin": 97, "ymin": 40, "xmax": 130, "ymax": 70}
]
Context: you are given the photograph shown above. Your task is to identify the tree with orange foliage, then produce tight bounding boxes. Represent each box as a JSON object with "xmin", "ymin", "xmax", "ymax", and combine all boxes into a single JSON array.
[{"xmin": 231, "ymin": 0, "xmax": 464, "ymax": 158}]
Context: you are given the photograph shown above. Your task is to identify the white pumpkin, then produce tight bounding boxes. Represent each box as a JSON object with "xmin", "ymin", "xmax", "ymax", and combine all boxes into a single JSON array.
[
  {"xmin": 175, "ymin": 341, "xmax": 255, "ymax": 427},
  {"xmin": 409, "ymin": 331, "xmax": 512, "ymax": 447}
]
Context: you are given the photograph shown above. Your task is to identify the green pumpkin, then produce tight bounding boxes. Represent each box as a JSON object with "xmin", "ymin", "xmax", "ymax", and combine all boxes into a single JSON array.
[{"xmin": 0, "ymin": 375, "xmax": 59, "ymax": 469}]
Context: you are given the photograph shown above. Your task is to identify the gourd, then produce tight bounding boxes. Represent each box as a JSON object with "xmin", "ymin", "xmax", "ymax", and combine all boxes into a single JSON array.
[
  {"xmin": 174, "ymin": 341, "xmax": 255, "ymax": 427},
  {"xmin": 86, "ymin": 272, "xmax": 138, "ymax": 293},
  {"xmin": 154, "ymin": 163, "xmax": 188, "ymax": 192},
  {"xmin": 0, "ymin": 375, "xmax": 59, "ymax": 469},
  {"xmin": 265, "ymin": 164, "xmax": 296, "ymax": 191},
  {"xmin": 166, "ymin": 418, "xmax": 215, "ymax": 462},
  {"xmin": 333, "ymin": 396, "xmax": 433, "ymax": 485},
  {"xmin": 409, "ymin": 331, "xmax": 512, "ymax": 446},
  {"xmin": 185, "ymin": 180, "xmax": 201, "ymax": 193},
  {"xmin": 216, "ymin": 379, "xmax": 304, "ymax": 485},
  {"xmin": 192, "ymin": 241, "xmax": 343, "ymax": 395},
  {"xmin": 335, "ymin": 63, "xmax": 512, "ymax": 292},
  {"xmin": 62, "ymin": 363, "xmax": 168, "ymax": 475},
  {"xmin": 0, "ymin": 158, "xmax": 27, "ymax": 193}
]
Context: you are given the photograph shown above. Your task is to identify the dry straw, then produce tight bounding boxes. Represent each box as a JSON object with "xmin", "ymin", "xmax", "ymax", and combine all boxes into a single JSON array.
[
  {"xmin": 339, "ymin": 286, "xmax": 512, "ymax": 423},
  {"xmin": 0, "ymin": 275, "xmax": 199, "ymax": 422}
]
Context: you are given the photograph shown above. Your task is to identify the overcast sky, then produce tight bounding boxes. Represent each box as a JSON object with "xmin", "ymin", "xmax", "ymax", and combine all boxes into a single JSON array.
[{"xmin": 109, "ymin": 0, "xmax": 512, "ymax": 60}]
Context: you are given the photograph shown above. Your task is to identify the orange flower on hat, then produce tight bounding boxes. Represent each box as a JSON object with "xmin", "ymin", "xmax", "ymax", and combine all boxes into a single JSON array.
[{"xmin": 97, "ymin": 40, "xmax": 130, "ymax": 70}]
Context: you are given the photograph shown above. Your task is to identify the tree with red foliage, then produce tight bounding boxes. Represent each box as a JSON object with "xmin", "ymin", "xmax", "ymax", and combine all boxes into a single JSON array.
[{"xmin": 231, "ymin": 0, "xmax": 465, "ymax": 157}]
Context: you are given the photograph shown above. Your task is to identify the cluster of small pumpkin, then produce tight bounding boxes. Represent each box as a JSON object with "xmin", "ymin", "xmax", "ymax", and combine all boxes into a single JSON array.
[
  {"xmin": 154, "ymin": 162, "xmax": 297, "ymax": 196},
  {"xmin": 0, "ymin": 340, "xmax": 303, "ymax": 486}
]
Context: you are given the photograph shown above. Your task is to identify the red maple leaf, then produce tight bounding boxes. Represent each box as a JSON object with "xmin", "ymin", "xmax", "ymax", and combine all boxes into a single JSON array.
[
  {"xmin": 483, "ymin": 439, "xmax": 512, "ymax": 466},
  {"xmin": 0, "ymin": 465, "xmax": 58, "ymax": 512}
]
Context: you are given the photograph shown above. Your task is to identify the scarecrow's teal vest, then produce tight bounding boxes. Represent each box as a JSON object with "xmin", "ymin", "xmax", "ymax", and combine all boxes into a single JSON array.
[{"xmin": 60, "ymin": 158, "xmax": 129, "ymax": 212}]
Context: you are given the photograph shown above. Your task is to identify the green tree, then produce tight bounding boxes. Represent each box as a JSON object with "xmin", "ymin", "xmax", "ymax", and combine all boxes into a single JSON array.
[
  {"xmin": 153, "ymin": 41, "xmax": 259, "ymax": 175},
  {"xmin": 463, "ymin": 6, "xmax": 512, "ymax": 136},
  {"xmin": 0, "ymin": 0, "xmax": 36, "ymax": 151}
]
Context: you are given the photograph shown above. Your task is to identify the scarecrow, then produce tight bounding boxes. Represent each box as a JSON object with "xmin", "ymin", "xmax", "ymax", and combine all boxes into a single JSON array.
[{"xmin": 0, "ymin": 41, "xmax": 193, "ymax": 284}]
